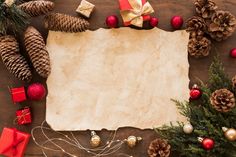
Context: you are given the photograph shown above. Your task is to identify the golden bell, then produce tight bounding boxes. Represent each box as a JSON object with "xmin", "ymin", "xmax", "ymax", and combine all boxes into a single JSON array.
[
  {"xmin": 126, "ymin": 136, "xmax": 142, "ymax": 148},
  {"xmin": 222, "ymin": 127, "xmax": 236, "ymax": 141},
  {"xmin": 90, "ymin": 131, "xmax": 101, "ymax": 147}
]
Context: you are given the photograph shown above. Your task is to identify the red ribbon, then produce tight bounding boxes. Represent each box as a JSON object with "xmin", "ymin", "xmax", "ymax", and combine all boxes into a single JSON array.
[{"xmin": 1, "ymin": 128, "xmax": 25, "ymax": 156}]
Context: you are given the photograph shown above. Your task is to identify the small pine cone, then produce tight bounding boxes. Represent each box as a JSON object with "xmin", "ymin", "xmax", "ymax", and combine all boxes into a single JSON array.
[
  {"xmin": 195, "ymin": 0, "xmax": 218, "ymax": 19},
  {"xmin": 188, "ymin": 36, "xmax": 211, "ymax": 58},
  {"xmin": 24, "ymin": 26, "xmax": 51, "ymax": 78},
  {"xmin": 186, "ymin": 16, "xmax": 207, "ymax": 32},
  {"xmin": 19, "ymin": 0, "xmax": 54, "ymax": 17},
  {"xmin": 208, "ymin": 10, "xmax": 236, "ymax": 41},
  {"xmin": 210, "ymin": 89, "xmax": 236, "ymax": 112},
  {"xmin": 0, "ymin": 35, "xmax": 32, "ymax": 81},
  {"xmin": 147, "ymin": 138, "xmax": 171, "ymax": 157},
  {"xmin": 44, "ymin": 13, "xmax": 90, "ymax": 33},
  {"xmin": 189, "ymin": 30, "xmax": 205, "ymax": 38},
  {"xmin": 232, "ymin": 75, "xmax": 236, "ymax": 88}
]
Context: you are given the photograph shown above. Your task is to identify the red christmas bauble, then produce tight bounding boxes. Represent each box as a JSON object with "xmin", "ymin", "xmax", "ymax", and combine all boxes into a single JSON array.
[
  {"xmin": 27, "ymin": 83, "xmax": 46, "ymax": 101},
  {"xmin": 230, "ymin": 48, "xmax": 236, "ymax": 58},
  {"xmin": 150, "ymin": 17, "xmax": 159, "ymax": 27},
  {"xmin": 106, "ymin": 15, "xmax": 119, "ymax": 28},
  {"xmin": 190, "ymin": 89, "xmax": 201, "ymax": 100},
  {"xmin": 171, "ymin": 16, "xmax": 183, "ymax": 29},
  {"xmin": 202, "ymin": 138, "xmax": 214, "ymax": 150}
]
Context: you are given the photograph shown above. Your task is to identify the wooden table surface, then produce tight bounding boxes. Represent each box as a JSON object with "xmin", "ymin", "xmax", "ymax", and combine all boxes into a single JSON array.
[{"xmin": 0, "ymin": 0, "xmax": 236, "ymax": 156}]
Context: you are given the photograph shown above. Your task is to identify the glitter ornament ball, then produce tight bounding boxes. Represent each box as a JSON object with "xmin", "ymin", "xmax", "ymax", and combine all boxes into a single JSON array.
[
  {"xmin": 183, "ymin": 124, "xmax": 194, "ymax": 134},
  {"xmin": 198, "ymin": 137, "xmax": 214, "ymax": 150},
  {"xmin": 171, "ymin": 16, "xmax": 183, "ymax": 29},
  {"xmin": 222, "ymin": 127, "xmax": 236, "ymax": 141},
  {"xmin": 106, "ymin": 15, "xmax": 119, "ymax": 28},
  {"xmin": 126, "ymin": 136, "xmax": 142, "ymax": 148},
  {"xmin": 90, "ymin": 131, "xmax": 101, "ymax": 147},
  {"xmin": 149, "ymin": 17, "xmax": 159, "ymax": 27},
  {"xmin": 230, "ymin": 48, "xmax": 236, "ymax": 58},
  {"xmin": 27, "ymin": 83, "xmax": 46, "ymax": 101},
  {"xmin": 190, "ymin": 89, "xmax": 201, "ymax": 100}
]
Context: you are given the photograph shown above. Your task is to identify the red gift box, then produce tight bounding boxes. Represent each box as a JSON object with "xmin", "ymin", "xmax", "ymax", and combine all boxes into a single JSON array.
[
  {"xmin": 0, "ymin": 128, "xmax": 30, "ymax": 157},
  {"xmin": 119, "ymin": 0, "xmax": 153, "ymax": 26},
  {"xmin": 16, "ymin": 108, "xmax": 32, "ymax": 125},
  {"xmin": 10, "ymin": 87, "xmax": 27, "ymax": 103}
]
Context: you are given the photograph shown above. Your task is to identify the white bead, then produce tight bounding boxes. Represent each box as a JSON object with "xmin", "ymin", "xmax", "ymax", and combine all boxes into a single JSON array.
[{"xmin": 183, "ymin": 124, "xmax": 194, "ymax": 134}]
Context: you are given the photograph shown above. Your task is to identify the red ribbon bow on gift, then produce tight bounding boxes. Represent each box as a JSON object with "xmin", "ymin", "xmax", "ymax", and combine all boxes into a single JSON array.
[{"xmin": 1, "ymin": 128, "xmax": 24, "ymax": 156}]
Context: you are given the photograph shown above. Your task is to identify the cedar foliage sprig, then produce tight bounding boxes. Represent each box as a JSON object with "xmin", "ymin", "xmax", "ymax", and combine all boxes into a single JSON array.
[
  {"xmin": 155, "ymin": 56, "xmax": 236, "ymax": 157},
  {"xmin": 0, "ymin": 0, "xmax": 29, "ymax": 35}
]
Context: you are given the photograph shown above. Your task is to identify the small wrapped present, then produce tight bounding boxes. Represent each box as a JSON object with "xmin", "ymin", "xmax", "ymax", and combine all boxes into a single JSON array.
[
  {"xmin": 10, "ymin": 87, "xmax": 27, "ymax": 103},
  {"xmin": 76, "ymin": 0, "xmax": 95, "ymax": 18},
  {"xmin": 16, "ymin": 107, "xmax": 32, "ymax": 125},
  {"xmin": 119, "ymin": 0, "xmax": 154, "ymax": 27},
  {"xmin": 0, "ymin": 128, "xmax": 30, "ymax": 157}
]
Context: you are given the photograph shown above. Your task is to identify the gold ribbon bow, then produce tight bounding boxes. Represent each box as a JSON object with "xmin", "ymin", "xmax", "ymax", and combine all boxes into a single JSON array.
[{"xmin": 120, "ymin": 0, "xmax": 154, "ymax": 27}]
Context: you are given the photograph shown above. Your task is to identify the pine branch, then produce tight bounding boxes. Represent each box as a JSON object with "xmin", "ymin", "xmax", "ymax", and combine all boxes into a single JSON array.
[{"xmin": 0, "ymin": 0, "xmax": 29, "ymax": 35}]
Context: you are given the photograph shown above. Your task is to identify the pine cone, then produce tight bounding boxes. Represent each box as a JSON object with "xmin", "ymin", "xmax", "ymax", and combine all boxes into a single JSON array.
[
  {"xmin": 24, "ymin": 26, "xmax": 51, "ymax": 78},
  {"xmin": 186, "ymin": 16, "xmax": 207, "ymax": 32},
  {"xmin": 19, "ymin": 0, "xmax": 54, "ymax": 17},
  {"xmin": 195, "ymin": 0, "xmax": 218, "ymax": 19},
  {"xmin": 188, "ymin": 36, "xmax": 211, "ymax": 58},
  {"xmin": 208, "ymin": 10, "xmax": 236, "ymax": 41},
  {"xmin": 0, "ymin": 35, "xmax": 32, "ymax": 81},
  {"xmin": 44, "ymin": 13, "xmax": 90, "ymax": 33},
  {"xmin": 210, "ymin": 89, "xmax": 236, "ymax": 112},
  {"xmin": 147, "ymin": 138, "xmax": 171, "ymax": 157},
  {"xmin": 189, "ymin": 30, "xmax": 205, "ymax": 38},
  {"xmin": 232, "ymin": 75, "xmax": 236, "ymax": 88}
]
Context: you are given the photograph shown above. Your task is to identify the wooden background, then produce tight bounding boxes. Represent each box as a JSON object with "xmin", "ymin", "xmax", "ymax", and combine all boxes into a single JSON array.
[{"xmin": 0, "ymin": 0, "xmax": 236, "ymax": 156}]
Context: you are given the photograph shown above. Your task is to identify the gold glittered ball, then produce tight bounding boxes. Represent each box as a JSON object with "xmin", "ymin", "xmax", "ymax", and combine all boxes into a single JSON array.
[
  {"xmin": 224, "ymin": 128, "xmax": 236, "ymax": 141},
  {"xmin": 90, "ymin": 135, "xmax": 101, "ymax": 147},
  {"xmin": 127, "ymin": 136, "xmax": 137, "ymax": 148}
]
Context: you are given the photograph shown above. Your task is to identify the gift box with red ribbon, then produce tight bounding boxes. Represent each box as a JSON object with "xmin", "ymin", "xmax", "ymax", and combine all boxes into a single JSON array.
[
  {"xmin": 119, "ymin": 0, "xmax": 154, "ymax": 27},
  {"xmin": 16, "ymin": 107, "xmax": 32, "ymax": 125},
  {"xmin": 10, "ymin": 87, "xmax": 27, "ymax": 103},
  {"xmin": 0, "ymin": 128, "xmax": 30, "ymax": 157}
]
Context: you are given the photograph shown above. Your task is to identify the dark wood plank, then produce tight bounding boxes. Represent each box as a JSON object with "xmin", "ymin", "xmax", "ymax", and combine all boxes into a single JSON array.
[{"xmin": 0, "ymin": 0, "xmax": 236, "ymax": 156}]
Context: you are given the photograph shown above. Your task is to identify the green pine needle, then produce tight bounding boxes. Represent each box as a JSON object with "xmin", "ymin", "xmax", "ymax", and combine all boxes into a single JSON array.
[{"xmin": 0, "ymin": 0, "xmax": 29, "ymax": 35}]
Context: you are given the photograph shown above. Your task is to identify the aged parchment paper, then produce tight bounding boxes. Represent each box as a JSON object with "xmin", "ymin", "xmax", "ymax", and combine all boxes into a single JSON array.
[{"xmin": 46, "ymin": 28, "xmax": 189, "ymax": 130}]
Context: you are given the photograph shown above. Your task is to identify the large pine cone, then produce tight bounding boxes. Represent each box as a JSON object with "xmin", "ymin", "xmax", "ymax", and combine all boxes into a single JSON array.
[
  {"xmin": 186, "ymin": 16, "xmax": 207, "ymax": 32},
  {"xmin": 0, "ymin": 36, "xmax": 32, "ymax": 81},
  {"xmin": 188, "ymin": 36, "xmax": 211, "ymax": 58},
  {"xmin": 44, "ymin": 13, "xmax": 90, "ymax": 33},
  {"xmin": 195, "ymin": 0, "xmax": 218, "ymax": 19},
  {"xmin": 147, "ymin": 138, "xmax": 171, "ymax": 157},
  {"xmin": 210, "ymin": 89, "xmax": 236, "ymax": 112},
  {"xmin": 208, "ymin": 10, "xmax": 236, "ymax": 41},
  {"xmin": 19, "ymin": 0, "xmax": 54, "ymax": 17},
  {"xmin": 232, "ymin": 75, "xmax": 236, "ymax": 88},
  {"xmin": 24, "ymin": 26, "xmax": 51, "ymax": 78}
]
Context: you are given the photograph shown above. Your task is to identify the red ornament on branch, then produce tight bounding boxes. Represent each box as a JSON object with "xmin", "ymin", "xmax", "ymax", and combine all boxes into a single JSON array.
[
  {"xmin": 190, "ymin": 84, "xmax": 202, "ymax": 100},
  {"xmin": 106, "ymin": 15, "xmax": 119, "ymax": 28},
  {"xmin": 27, "ymin": 83, "xmax": 46, "ymax": 101},
  {"xmin": 171, "ymin": 16, "xmax": 183, "ymax": 29},
  {"xmin": 198, "ymin": 137, "xmax": 215, "ymax": 150},
  {"xmin": 230, "ymin": 48, "xmax": 236, "ymax": 58},
  {"xmin": 149, "ymin": 17, "xmax": 159, "ymax": 27}
]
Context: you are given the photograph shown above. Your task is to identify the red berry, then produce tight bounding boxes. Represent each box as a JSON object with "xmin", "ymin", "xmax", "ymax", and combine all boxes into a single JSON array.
[
  {"xmin": 106, "ymin": 15, "xmax": 119, "ymax": 28},
  {"xmin": 190, "ymin": 89, "xmax": 201, "ymax": 100},
  {"xmin": 202, "ymin": 138, "xmax": 214, "ymax": 150},
  {"xmin": 27, "ymin": 83, "xmax": 46, "ymax": 101},
  {"xmin": 149, "ymin": 17, "xmax": 159, "ymax": 27},
  {"xmin": 230, "ymin": 48, "xmax": 236, "ymax": 58},
  {"xmin": 171, "ymin": 16, "xmax": 183, "ymax": 29}
]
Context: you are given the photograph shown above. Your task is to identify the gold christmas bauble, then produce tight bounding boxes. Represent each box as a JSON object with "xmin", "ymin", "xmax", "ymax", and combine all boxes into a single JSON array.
[
  {"xmin": 223, "ymin": 127, "xmax": 236, "ymax": 141},
  {"xmin": 126, "ymin": 136, "xmax": 142, "ymax": 148},
  {"xmin": 90, "ymin": 135, "xmax": 101, "ymax": 147}
]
